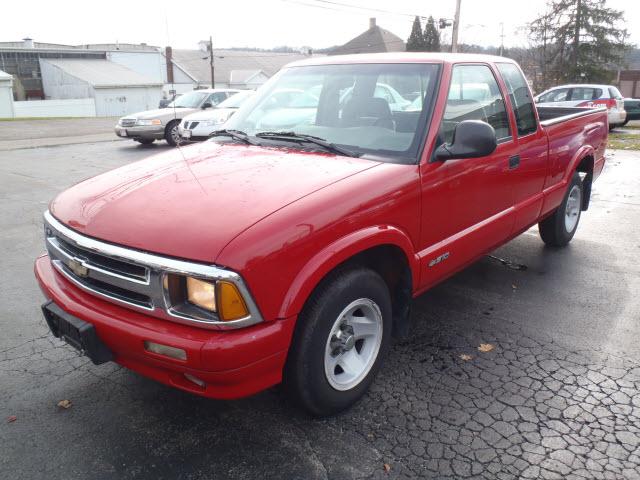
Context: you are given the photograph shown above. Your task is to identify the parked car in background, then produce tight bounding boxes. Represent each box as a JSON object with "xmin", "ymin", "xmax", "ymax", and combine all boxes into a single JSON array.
[
  {"xmin": 341, "ymin": 82, "xmax": 412, "ymax": 111},
  {"xmin": 115, "ymin": 89, "xmax": 241, "ymax": 146},
  {"xmin": 179, "ymin": 90, "xmax": 255, "ymax": 141},
  {"xmin": 534, "ymin": 84, "xmax": 626, "ymax": 130},
  {"xmin": 623, "ymin": 98, "xmax": 640, "ymax": 125},
  {"xmin": 37, "ymin": 54, "xmax": 608, "ymax": 416}
]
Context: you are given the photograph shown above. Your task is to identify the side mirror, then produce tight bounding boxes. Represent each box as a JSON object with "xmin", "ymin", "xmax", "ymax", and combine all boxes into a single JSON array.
[
  {"xmin": 434, "ymin": 120, "xmax": 497, "ymax": 161},
  {"xmin": 202, "ymin": 102, "xmax": 212, "ymax": 109}
]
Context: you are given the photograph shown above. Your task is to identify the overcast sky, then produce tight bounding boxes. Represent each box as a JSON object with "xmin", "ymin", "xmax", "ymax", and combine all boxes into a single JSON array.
[{"xmin": 2, "ymin": 0, "xmax": 638, "ymax": 51}]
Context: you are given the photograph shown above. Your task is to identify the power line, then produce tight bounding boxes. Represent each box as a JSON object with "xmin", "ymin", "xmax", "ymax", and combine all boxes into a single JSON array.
[
  {"xmin": 310, "ymin": 0, "xmax": 428, "ymax": 19},
  {"xmin": 282, "ymin": 0, "xmax": 428, "ymax": 19}
]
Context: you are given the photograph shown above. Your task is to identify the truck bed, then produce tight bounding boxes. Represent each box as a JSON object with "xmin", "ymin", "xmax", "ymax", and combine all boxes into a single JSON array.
[{"xmin": 537, "ymin": 105, "xmax": 606, "ymax": 126}]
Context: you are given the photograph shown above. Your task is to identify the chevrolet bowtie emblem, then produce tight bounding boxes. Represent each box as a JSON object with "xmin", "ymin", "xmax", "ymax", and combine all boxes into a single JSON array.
[{"xmin": 68, "ymin": 258, "xmax": 89, "ymax": 278}]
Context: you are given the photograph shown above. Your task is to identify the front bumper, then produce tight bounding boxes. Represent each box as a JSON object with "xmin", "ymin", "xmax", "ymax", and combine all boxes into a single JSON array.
[
  {"xmin": 115, "ymin": 125, "xmax": 165, "ymax": 140},
  {"xmin": 34, "ymin": 254, "xmax": 297, "ymax": 399},
  {"xmin": 178, "ymin": 124, "xmax": 216, "ymax": 142}
]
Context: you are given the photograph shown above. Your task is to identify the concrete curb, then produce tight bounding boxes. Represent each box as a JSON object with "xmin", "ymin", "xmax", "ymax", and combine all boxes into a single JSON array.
[{"xmin": 0, "ymin": 133, "xmax": 126, "ymax": 151}]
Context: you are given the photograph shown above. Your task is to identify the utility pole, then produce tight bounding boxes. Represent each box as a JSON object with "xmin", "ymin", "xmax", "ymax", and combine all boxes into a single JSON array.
[
  {"xmin": 209, "ymin": 36, "xmax": 215, "ymax": 89},
  {"xmin": 499, "ymin": 22, "xmax": 505, "ymax": 56},
  {"xmin": 451, "ymin": 0, "xmax": 461, "ymax": 53}
]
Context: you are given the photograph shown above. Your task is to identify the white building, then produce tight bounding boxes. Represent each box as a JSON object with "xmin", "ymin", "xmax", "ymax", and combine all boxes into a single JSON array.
[
  {"xmin": 40, "ymin": 58, "xmax": 163, "ymax": 116},
  {"xmin": 0, "ymin": 70, "xmax": 14, "ymax": 117}
]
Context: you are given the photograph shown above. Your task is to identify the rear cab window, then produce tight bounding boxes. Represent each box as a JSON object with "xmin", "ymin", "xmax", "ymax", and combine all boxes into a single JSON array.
[{"xmin": 496, "ymin": 63, "xmax": 537, "ymax": 136}]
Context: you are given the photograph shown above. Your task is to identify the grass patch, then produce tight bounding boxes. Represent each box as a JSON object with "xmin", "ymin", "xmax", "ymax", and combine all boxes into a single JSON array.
[{"xmin": 608, "ymin": 132, "xmax": 640, "ymax": 150}]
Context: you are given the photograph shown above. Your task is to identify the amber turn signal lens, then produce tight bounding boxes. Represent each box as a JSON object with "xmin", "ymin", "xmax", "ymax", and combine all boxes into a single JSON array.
[
  {"xmin": 217, "ymin": 281, "xmax": 249, "ymax": 321},
  {"xmin": 186, "ymin": 276, "xmax": 216, "ymax": 312}
]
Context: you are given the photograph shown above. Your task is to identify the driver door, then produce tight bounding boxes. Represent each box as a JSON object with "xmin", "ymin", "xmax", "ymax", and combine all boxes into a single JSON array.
[{"xmin": 417, "ymin": 63, "xmax": 518, "ymax": 290}]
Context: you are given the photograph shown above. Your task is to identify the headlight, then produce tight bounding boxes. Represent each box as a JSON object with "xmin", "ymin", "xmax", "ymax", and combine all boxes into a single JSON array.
[
  {"xmin": 164, "ymin": 274, "xmax": 250, "ymax": 322},
  {"xmin": 136, "ymin": 119, "xmax": 162, "ymax": 126},
  {"xmin": 186, "ymin": 276, "xmax": 216, "ymax": 311}
]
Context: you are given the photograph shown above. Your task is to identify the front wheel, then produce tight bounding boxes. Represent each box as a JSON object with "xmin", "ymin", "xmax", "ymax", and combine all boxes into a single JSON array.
[
  {"xmin": 539, "ymin": 172, "xmax": 583, "ymax": 247},
  {"xmin": 164, "ymin": 120, "xmax": 181, "ymax": 146},
  {"xmin": 284, "ymin": 268, "xmax": 392, "ymax": 416}
]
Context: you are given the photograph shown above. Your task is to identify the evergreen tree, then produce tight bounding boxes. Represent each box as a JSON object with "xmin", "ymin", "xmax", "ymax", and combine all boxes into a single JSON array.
[
  {"xmin": 407, "ymin": 16, "xmax": 425, "ymax": 52},
  {"xmin": 423, "ymin": 16, "xmax": 441, "ymax": 52},
  {"xmin": 529, "ymin": 0, "xmax": 628, "ymax": 87}
]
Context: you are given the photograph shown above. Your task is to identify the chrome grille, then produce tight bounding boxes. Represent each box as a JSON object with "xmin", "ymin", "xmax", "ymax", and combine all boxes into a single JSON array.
[
  {"xmin": 120, "ymin": 118, "xmax": 136, "ymax": 127},
  {"xmin": 43, "ymin": 211, "xmax": 264, "ymax": 330}
]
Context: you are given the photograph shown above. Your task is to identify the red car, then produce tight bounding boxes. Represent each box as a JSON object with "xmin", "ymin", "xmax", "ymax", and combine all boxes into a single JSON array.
[{"xmin": 35, "ymin": 53, "xmax": 608, "ymax": 416}]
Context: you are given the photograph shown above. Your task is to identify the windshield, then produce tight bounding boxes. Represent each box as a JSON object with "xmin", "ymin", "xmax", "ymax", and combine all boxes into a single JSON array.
[
  {"xmin": 217, "ymin": 90, "xmax": 254, "ymax": 109},
  {"xmin": 224, "ymin": 63, "xmax": 440, "ymax": 161},
  {"xmin": 169, "ymin": 91, "xmax": 209, "ymax": 108}
]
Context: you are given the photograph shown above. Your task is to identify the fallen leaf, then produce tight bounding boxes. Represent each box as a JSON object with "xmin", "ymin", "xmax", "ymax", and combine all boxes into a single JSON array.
[
  {"xmin": 57, "ymin": 399, "xmax": 72, "ymax": 409},
  {"xmin": 478, "ymin": 343, "xmax": 495, "ymax": 353},
  {"xmin": 383, "ymin": 463, "xmax": 391, "ymax": 473},
  {"xmin": 460, "ymin": 354, "xmax": 473, "ymax": 361},
  {"xmin": 7, "ymin": 415, "xmax": 17, "ymax": 423}
]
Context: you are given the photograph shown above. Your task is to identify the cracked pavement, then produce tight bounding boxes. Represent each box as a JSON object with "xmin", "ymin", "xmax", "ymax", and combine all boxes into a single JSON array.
[{"xmin": 1, "ymin": 140, "xmax": 639, "ymax": 479}]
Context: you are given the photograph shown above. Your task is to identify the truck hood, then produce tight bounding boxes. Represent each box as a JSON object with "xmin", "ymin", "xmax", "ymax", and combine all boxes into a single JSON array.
[{"xmin": 50, "ymin": 143, "xmax": 380, "ymax": 263}]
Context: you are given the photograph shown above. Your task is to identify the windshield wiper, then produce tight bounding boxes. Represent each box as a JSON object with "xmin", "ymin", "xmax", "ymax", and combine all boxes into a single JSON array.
[
  {"xmin": 254, "ymin": 131, "xmax": 360, "ymax": 158},
  {"xmin": 209, "ymin": 129, "xmax": 259, "ymax": 145}
]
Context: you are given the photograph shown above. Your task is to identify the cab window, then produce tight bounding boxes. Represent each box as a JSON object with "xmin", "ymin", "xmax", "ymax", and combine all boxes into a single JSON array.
[
  {"xmin": 439, "ymin": 64, "xmax": 511, "ymax": 144},
  {"xmin": 497, "ymin": 63, "xmax": 537, "ymax": 136}
]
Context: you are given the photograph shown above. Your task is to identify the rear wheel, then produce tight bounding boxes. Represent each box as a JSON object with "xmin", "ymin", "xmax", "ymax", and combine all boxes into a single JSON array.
[
  {"xmin": 539, "ymin": 172, "xmax": 583, "ymax": 247},
  {"xmin": 165, "ymin": 120, "xmax": 181, "ymax": 146},
  {"xmin": 284, "ymin": 268, "xmax": 392, "ymax": 416}
]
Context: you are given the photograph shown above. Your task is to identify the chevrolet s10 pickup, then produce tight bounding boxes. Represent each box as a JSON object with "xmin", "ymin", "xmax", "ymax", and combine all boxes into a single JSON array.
[{"xmin": 35, "ymin": 53, "xmax": 608, "ymax": 416}]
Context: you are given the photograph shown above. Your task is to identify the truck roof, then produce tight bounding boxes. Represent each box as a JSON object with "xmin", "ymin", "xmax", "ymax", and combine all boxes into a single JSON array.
[{"xmin": 286, "ymin": 52, "xmax": 519, "ymax": 68}]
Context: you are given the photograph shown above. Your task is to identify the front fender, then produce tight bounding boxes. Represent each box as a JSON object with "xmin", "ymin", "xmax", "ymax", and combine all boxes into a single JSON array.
[{"xmin": 278, "ymin": 225, "xmax": 419, "ymax": 319}]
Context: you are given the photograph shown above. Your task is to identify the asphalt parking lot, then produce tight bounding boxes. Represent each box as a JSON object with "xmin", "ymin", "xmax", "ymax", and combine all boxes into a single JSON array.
[{"xmin": 1, "ymin": 138, "xmax": 639, "ymax": 479}]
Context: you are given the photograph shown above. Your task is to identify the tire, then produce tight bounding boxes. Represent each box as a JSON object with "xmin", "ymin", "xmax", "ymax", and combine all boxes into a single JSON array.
[
  {"xmin": 135, "ymin": 138, "xmax": 155, "ymax": 145},
  {"xmin": 539, "ymin": 172, "xmax": 583, "ymax": 247},
  {"xmin": 284, "ymin": 267, "xmax": 392, "ymax": 416},
  {"xmin": 164, "ymin": 120, "xmax": 181, "ymax": 146}
]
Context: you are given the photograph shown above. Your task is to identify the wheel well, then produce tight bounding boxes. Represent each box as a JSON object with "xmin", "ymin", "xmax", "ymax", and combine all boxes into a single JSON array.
[
  {"xmin": 164, "ymin": 119, "xmax": 180, "ymax": 135},
  {"xmin": 576, "ymin": 155, "xmax": 594, "ymax": 211},
  {"xmin": 340, "ymin": 244, "xmax": 413, "ymax": 338}
]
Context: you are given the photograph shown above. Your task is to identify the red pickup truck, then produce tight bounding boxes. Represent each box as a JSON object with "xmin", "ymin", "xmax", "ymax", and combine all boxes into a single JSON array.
[{"xmin": 35, "ymin": 53, "xmax": 608, "ymax": 416}]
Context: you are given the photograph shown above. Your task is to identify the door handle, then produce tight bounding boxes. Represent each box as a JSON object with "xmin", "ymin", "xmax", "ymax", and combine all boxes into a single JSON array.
[{"xmin": 509, "ymin": 155, "xmax": 520, "ymax": 170}]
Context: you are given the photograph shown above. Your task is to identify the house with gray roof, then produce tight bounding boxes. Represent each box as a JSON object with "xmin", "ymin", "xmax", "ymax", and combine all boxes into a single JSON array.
[
  {"xmin": 167, "ymin": 48, "xmax": 311, "ymax": 89},
  {"xmin": 329, "ymin": 18, "xmax": 405, "ymax": 56}
]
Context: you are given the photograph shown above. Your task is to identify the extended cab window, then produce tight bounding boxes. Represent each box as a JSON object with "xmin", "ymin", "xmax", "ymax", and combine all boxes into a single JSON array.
[
  {"xmin": 497, "ymin": 63, "xmax": 537, "ymax": 136},
  {"xmin": 439, "ymin": 64, "xmax": 510, "ymax": 144}
]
